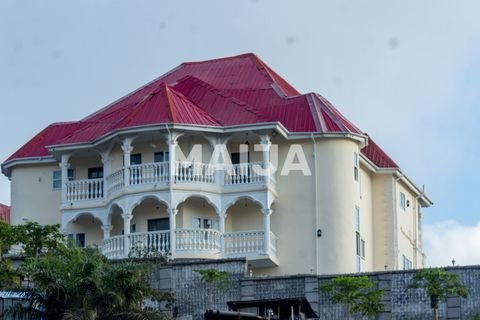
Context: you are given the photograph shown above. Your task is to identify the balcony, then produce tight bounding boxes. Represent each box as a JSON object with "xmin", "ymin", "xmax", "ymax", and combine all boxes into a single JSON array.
[
  {"xmin": 101, "ymin": 229, "xmax": 278, "ymax": 267},
  {"xmin": 64, "ymin": 161, "xmax": 273, "ymax": 206}
]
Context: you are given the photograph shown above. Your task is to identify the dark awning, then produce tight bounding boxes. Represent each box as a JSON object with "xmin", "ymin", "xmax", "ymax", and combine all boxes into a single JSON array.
[{"xmin": 227, "ymin": 297, "xmax": 318, "ymax": 319}]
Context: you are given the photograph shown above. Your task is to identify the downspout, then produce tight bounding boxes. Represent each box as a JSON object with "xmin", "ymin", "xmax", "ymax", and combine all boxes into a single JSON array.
[{"xmin": 311, "ymin": 134, "xmax": 319, "ymax": 274}]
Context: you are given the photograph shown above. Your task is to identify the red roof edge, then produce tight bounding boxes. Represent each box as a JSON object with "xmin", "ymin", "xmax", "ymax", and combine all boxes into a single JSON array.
[
  {"xmin": 361, "ymin": 135, "xmax": 399, "ymax": 169},
  {"xmin": 0, "ymin": 203, "xmax": 10, "ymax": 224}
]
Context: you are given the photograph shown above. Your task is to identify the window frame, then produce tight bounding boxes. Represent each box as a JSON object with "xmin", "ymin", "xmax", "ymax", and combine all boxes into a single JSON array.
[
  {"xmin": 400, "ymin": 192, "xmax": 406, "ymax": 211},
  {"xmin": 52, "ymin": 168, "xmax": 75, "ymax": 190}
]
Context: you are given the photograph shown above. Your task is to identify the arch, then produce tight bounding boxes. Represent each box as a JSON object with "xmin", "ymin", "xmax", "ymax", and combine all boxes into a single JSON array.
[
  {"xmin": 129, "ymin": 194, "xmax": 170, "ymax": 213},
  {"xmin": 175, "ymin": 194, "xmax": 220, "ymax": 215},
  {"xmin": 224, "ymin": 195, "xmax": 266, "ymax": 213},
  {"xmin": 223, "ymin": 131, "xmax": 262, "ymax": 145},
  {"xmin": 64, "ymin": 211, "xmax": 104, "ymax": 227}
]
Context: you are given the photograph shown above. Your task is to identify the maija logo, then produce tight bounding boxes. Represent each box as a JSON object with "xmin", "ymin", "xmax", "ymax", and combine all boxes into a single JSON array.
[{"xmin": 175, "ymin": 143, "xmax": 312, "ymax": 176}]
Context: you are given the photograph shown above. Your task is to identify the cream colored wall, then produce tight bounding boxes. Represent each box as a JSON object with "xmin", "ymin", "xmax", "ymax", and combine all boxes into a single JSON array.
[
  {"xmin": 252, "ymin": 138, "xmax": 317, "ymax": 276},
  {"xmin": 225, "ymin": 203, "xmax": 263, "ymax": 232},
  {"xmin": 10, "ymin": 164, "xmax": 62, "ymax": 226},
  {"xmin": 69, "ymin": 155, "xmax": 103, "ymax": 180},
  {"xmin": 315, "ymin": 139, "xmax": 362, "ymax": 275},
  {"xmin": 67, "ymin": 215, "xmax": 103, "ymax": 246},
  {"xmin": 396, "ymin": 181, "xmax": 423, "ymax": 268},
  {"xmin": 131, "ymin": 202, "xmax": 169, "ymax": 233},
  {"xmin": 359, "ymin": 166, "xmax": 374, "ymax": 272},
  {"xmin": 371, "ymin": 175, "xmax": 395, "ymax": 271},
  {"xmin": 177, "ymin": 199, "xmax": 218, "ymax": 229}
]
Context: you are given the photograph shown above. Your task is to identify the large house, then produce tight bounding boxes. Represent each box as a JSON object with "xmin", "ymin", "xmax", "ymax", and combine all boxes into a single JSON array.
[
  {"xmin": 1, "ymin": 53, "xmax": 432, "ymax": 276},
  {"xmin": 0, "ymin": 203, "xmax": 10, "ymax": 224}
]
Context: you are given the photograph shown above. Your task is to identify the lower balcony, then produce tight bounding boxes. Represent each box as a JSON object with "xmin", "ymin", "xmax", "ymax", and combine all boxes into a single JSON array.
[{"xmin": 101, "ymin": 229, "xmax": 278, "ymax": 267}]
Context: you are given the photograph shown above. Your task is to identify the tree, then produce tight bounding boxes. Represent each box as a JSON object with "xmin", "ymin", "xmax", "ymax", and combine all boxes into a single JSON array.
[
  {"xmin": 195, "ymin": 269, "xmax": 230, "ymax": 309},
  {"xmin": 409, "ymin": 268, "xmax": 468, "ymax": 320},
  {"xmin": 15, "ymin": 221, "xmax": 65, "ymax": 259},
  {"xmin": 0, "ymin": 220, "xmax": 19, "ymax": 261},
  {"xmin": 321, "ymin": 276, "xmax": 384, "ymax": 319},
  {"xmin": 8, "ymin": 245, "xmax": 171, "ymax": 320}
]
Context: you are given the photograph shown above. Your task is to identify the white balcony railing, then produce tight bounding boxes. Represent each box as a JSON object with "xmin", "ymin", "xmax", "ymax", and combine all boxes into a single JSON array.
[
  {"xmin": 101, "ymin": 229, "xmax": 275, "ymax": 260},
  {"xmin": 224, "ymin": 230, "xmax": 264, "ymax": 255},
  {"xmin": 175, "ymin": 228, "xmax": 221, "ymax": 252},
  {"xmin": 129, "ymin": 162, "xmax": 169, "ymax": 185},
  {"xmin": 224, "ymin": 162, "xmax": 265, "ymax": 185},
  {"xmin": 101, "ymin": 235, "xmax": 124, "ymax": 259},
  {"xmin": 128, "ymin": 230, "xmax": 170, "ymax": 254},
  {"xmin": 65, "ymin": 178, "xmax": 104, "ymax": 202},
  {"xmin": 175, "ymin": 161, "xmax": 216, "ymax": 184},
  {"xmin": 65, "ymin": 161, "xmax": 272, "ymax": 204},
  {"xmin": 106, "ymin": 168, "xmax": 124, "ymax": 194}
]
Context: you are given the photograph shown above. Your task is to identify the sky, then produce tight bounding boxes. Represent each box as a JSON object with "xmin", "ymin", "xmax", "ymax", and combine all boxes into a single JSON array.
[{"xmin": 0, "ymin": 0, "xmax": 479, "ymax": 267}]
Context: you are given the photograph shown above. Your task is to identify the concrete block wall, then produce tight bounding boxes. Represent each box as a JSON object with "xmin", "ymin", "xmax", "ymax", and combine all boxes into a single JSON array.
[{"xmin": 149, "ymin": 260, "xmax": 480, "ymax": 320}]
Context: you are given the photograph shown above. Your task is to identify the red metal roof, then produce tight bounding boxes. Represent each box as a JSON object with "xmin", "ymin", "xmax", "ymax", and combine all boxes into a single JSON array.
[
  {"xmin": 361, "ymin": 135, "xmax": 398, "ymax": 168},
  {"xmin": 4, "ymin": 53, "xmax": 399, "ymax": 169},
  {"xmin": 0, "ymin": 203, "xmax": 10, "ymax": 224}
]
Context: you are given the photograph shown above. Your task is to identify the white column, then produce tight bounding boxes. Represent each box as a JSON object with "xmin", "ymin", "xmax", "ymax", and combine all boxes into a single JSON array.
[
  {"xmin": 60, "ymin": 154, "xmax": 71, "ymax": 204},
  {"xmin": 122, "ymin": 213, "xmax": 132, "ymax": 258},
  {"xmin": 169, "ymin": 208, "xmax": 177, "ymax": 258},
  {"xmin": 101, "ymin": 225, "xmax": 113, "ymax": 240},
  {"xmin": 219, "ymin": 213, "xmax": 226, "ymax": 256},
  {"xmin": 263, "ymin": 208, "xmax": 272, "ymax": 254},
  {"xmin": 122, "ymin": 139, "xmax": 133, "ymax": 187},
  {"xmin": 101, "ymin": 152, "xmax": 110, "ymax": 197},
  {"xmin": 260, "ymin": 136, "xmax": 271, "ymax": 182},
  {"xmin": 167, "ymin": 136, "xmax": 177, "ymax": 185}
]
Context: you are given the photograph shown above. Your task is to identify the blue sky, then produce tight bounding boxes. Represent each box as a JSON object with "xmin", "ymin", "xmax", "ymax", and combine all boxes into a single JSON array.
[{"xmin": 1, "ymin": 0, "xmax": 479, "ymax": 266}]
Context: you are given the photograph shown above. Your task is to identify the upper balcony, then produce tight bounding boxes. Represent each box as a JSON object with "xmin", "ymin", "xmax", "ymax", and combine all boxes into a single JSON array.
[
  {"xmin": 64, "ymin": 160, "xmax": 275, "ymax": 207},
  {"xmin": 59, "ymin": 131, "xmax": 276, "ymax": 209}
]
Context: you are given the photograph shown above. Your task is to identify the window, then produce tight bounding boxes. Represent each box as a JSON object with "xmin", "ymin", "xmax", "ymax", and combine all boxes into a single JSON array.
[
  {"xmin": 154, "ymin": 151, "xmax": 169, "ymax": 163},
  {"xmin": 52, "ymin": 169, "xmax": 74, "ymax": 189},
  {"xmin": 400, "ymin": 192, "xmax": 406, "ymax": 211},
  {"xmin": 130, "ymin": 153, "xmax": 142, "ymax": 165},
  {"xmin": 147, "ymin": 218, "xmax": 169, "ymax": 232},
  {"xmin": 192, "ymin": 217, "xmax": 213, "ymax": 229},
  {"xmin": 88, "ymin": 167, "xmax": 103, "ymax": 179},
  {"xmin": 355, "ymin": 206, "xmax": 360, "ymax": 232},
  {"xmin": 68, "ymin": 233, "xmax": 85, "ymax": 247},
  {"xmin": 353, "ymin": 152, "xmax": 359, "ymax": 181},
  {"xmin": 354, "ymin": 206, "xmax": 363, "ymax": 271},
  {"xmin": 356, "ymin": 232, "xmax": 361, "ymax": 256},
  {"xmin": 231, "ymin": 151, "xmax": 250, "ymax": 165},
  {"xmin": 402, "ymin": 254, "xmax": 413, "ymax": 270}
]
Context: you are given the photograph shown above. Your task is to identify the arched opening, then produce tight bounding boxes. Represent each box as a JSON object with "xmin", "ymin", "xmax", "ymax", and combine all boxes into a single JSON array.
[
  {"xmin": 225, "ymin": 198, "xmax": 264, "ymax": 233},
  {"xmin": 66, "ymin": 213, "xmax": 103, "ymax": 247},
  {"xmin": 131, "ymin": 197, "xmax": 169, "ymax": 233},
  {"xmin": 176, "ymin": 196, "xmax": 219, "ymax": 230},
  {"xmin": 109, "ymin": 204, "xmax": 124, "ymax": 237}
]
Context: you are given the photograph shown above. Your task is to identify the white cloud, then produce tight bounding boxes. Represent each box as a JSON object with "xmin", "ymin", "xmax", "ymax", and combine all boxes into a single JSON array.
[{"xmin": 423, "ymin": 220, "xmax": 480, "ymax": 267}]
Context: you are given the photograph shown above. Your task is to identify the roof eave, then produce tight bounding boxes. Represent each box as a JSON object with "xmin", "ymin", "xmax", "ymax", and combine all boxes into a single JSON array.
[
  {"xmin": 360, "ymin": 155, "xmax": 433, "ymax": 207},
  {"xmin": 2, "ymin": 156, "xmax": 57, "ymax": 178}
]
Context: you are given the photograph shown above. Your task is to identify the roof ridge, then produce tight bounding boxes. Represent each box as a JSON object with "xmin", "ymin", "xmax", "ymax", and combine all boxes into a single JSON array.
[
  {"xmin": 166, "ymin": 84, "xmax": 221, "ymax": 125},
  {"xmin": 175, "ymin": 76, "xmax": 273, "ymax": 122},
  {"xmin": 180, "ymin": 52, "xmax": 256, "ymax": 65}
]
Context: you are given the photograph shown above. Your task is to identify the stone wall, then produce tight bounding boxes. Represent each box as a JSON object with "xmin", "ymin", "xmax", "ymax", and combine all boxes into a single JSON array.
[{"xmin": 150, "ymin": 260, "xmax": 480, "ymax": 320}]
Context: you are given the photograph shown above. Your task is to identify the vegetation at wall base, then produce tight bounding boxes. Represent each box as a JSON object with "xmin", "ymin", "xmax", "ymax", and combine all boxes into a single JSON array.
[
  {"xmin": 409, "ymin": 267, "xmax": 468, "ymax": 320},
  {"xmin": 0, "ymin": 221, "xmax": 172, "ymax": 320},
  {"xmin": 320, "ymin": 275, "xmax": 384, "ymax": 319}
]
